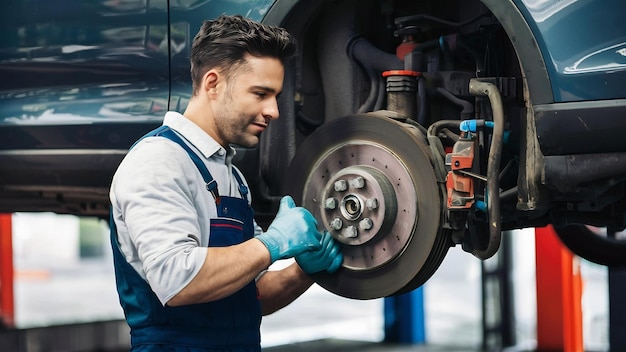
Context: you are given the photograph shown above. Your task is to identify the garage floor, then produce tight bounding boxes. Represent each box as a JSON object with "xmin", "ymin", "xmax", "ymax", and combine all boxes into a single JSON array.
[{"xmin": 264, "ymin": 339, "xmax": 481, "ymax": 351}]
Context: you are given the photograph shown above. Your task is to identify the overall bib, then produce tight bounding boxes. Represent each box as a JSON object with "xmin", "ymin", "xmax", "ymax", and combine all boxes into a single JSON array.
[{"xmin": 110, "ymin": 126, "xmax": 262, "ymax": 351}]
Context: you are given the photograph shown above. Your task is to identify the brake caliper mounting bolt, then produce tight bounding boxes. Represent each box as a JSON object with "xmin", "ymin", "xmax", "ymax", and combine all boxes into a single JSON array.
[
  {"xmin": 366, "ymin": 198, "xmax": 379, "ymax": 210},
  {"xmin": 334, "ymin": 180, "xmax": 348, "ymax": 192},
  {"xmin": 350, "ymin": 176, "xmax": 365, "ymax": 189},
  {"xmin": 324, "ymin": 197, "xmax": 337, "ymax": 210},
  {"xmin": 330, "ymin": 218, "xmax": 343, "ymax": 230},
  {"xmin": 359, "ymin": 218, "xmax": 373, "ymax": 231},
  {"xmin": 343, "ymin": 225, "xmax": 358, "ymax": 238}
]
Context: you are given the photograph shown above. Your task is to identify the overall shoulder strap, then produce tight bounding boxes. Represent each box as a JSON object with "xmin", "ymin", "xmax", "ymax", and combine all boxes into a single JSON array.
[
  {"xmin": 231, "ymin": 167, "xmax": 249, "ymax": 198},
  {"xmin": 148, "ymin": 126, "xmax": 221, "ymax": 204}
]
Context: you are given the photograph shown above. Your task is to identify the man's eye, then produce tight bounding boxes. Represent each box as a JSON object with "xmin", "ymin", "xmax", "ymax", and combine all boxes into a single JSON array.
[{"xmin": 255, "ymin": 92, "xmax": 267, "ymax": 98}]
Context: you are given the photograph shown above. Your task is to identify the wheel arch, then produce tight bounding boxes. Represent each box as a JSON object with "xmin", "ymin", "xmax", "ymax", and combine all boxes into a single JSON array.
[
  {"xmin": 260, "ymin": 0, "xmax": 553, "ymax": 213},
  {"xmin": 480, "ymin": 0, "xmax": 553, "ymax": 105}
]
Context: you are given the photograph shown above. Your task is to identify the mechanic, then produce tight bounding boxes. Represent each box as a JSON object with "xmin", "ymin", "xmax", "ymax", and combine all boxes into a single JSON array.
[{"xmin": 109, "ymin": 14, "xmax": 343, "ymax": 351}]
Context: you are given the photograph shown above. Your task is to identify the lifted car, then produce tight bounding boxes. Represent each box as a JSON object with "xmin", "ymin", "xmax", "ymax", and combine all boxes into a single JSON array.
[{"xmin": 1, "ymin": 0, "xmax": 626, "ymax": 299}]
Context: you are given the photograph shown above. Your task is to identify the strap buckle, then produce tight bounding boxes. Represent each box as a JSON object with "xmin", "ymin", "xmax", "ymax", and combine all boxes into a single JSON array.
[{"xmin": 206, "ymin": 180, "xmax": 221, "ymax": 204}]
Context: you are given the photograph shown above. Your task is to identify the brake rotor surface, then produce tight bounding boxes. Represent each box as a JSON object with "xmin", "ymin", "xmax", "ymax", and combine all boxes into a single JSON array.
[{"xmin": 284, "ymin": 114, "xmax": 450, "ymax": 299}]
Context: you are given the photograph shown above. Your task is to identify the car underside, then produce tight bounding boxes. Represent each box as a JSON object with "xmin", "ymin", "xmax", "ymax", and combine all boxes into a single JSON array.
[
  {"xmin": 1, "ymin": 0, "xmax": 626, "ymax": 299},
  {"xmin": 252, "ymin": 0, "xmax": 626, "ymax": 297}
]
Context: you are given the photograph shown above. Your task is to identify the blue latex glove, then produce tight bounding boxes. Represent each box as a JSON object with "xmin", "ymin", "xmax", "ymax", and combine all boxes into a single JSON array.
[
  {"xmin": 256, "ymin": 195, "xmax": 322, "ymax": 263},
  {"xmin": 296, "ymin": 230, "xmax": 343, "ymax": 274}
]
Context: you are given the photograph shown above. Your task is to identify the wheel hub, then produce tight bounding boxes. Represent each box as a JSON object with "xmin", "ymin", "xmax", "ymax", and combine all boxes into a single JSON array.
[
  {"xmin": 304, "ymin": 144, "xmax": 418, "ymax": 271},
  {"xmin": 284, "ymin": 113, "xmax": 450, "ymax": 299}
]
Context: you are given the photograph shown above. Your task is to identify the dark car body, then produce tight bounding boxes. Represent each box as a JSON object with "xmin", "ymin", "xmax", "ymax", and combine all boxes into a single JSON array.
[
  {"xmin": 0, "ymin": 0, "xmax": 274, "ymax": 216},
  {"xmin": 2, "ymin": 0, "xmax": 626, "ymax": 280}
]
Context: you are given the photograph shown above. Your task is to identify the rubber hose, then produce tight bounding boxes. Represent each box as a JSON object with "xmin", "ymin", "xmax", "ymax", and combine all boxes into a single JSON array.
[
  {"xmin": 468, "ymin": 79, "xmax": 505, "ymax": 260},
  {"xmin": 427, "ymin": 120, "xmax": 462, "ymax": 183}
]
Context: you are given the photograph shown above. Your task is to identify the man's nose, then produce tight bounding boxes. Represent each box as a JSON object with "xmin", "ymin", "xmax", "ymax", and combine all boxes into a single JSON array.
[{"xmin": 263, "ymin": 97, "xmax": 280, "ymax": 120}]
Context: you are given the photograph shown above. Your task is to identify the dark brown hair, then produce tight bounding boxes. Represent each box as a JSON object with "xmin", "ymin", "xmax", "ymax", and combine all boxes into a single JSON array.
[{"xmin": 190, "ymin": 14, "xmax": 297, "ymax": 95}]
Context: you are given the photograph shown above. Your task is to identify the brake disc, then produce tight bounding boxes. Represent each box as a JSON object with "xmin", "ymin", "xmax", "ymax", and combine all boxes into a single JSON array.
[{"xmin": 284, "ymin": 113, "xmax": 451, "ymax": 299}]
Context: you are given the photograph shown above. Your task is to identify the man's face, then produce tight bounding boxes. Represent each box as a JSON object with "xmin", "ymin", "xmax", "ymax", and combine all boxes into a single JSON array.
[{"xmin": 212, "ymin": 55, "xmax": 284, "ymax": 148}]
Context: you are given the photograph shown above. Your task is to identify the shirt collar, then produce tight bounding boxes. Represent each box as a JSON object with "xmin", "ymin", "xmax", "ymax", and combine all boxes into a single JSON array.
[{"xmin": 162, "ymin": 111, "xmax": 235, "ymax": 160}]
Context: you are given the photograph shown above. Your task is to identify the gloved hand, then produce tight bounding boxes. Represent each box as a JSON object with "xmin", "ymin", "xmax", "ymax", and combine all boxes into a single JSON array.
[
  {"xmin": 296, "ymin": 230, "xmax": 343, "ymax": 274},
  {"xmin": 256, "ymin": 195, "xmax": 322, "ymax": 263}
]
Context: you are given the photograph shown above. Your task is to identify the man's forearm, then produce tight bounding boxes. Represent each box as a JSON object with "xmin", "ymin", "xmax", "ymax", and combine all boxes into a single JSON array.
[
  {"xmin": 167, "ymin": 238, "xmax": 271, "ymax": 306},
  {"xmin": 257, "ymin": 262, "xmax": 314, "ymax": 315}
]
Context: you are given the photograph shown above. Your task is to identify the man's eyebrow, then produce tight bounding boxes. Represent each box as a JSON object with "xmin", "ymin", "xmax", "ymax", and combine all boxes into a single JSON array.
[{"xmin": 250, "ymin": 85, "xmax": 278, "ymax": 94}]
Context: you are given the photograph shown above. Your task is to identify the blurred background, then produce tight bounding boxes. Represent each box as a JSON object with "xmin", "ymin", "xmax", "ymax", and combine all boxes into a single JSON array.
[{"xmin": 9, "ymin": 212, "xmax": 609, "ymax": 350}]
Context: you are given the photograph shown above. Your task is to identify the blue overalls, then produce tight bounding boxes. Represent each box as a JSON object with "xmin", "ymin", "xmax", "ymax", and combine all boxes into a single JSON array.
[{"xmin": 110, "ymin": 126, "xmax": 262, "ymax": 351}]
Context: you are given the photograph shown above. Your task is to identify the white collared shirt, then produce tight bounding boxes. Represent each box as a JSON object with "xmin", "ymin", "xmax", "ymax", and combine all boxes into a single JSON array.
[{"xmin": 110, "ymin": 111, "xmax": 262, "ymax": 305}]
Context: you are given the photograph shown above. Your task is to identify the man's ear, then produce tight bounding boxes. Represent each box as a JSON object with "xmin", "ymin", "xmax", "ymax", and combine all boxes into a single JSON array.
[{"xmin": 202, "ymin": 70, "xmax": 219, "ymax": 97}]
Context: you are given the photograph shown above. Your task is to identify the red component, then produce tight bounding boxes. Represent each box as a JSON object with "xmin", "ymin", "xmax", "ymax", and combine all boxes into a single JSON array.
[
  {"xmin": 382, "ymin": 70, "xmax": 421, "ymax": 77},
  {"xmin": 0, "ymin": 214, "xmax": 14, "ymax": 327},
  {"xmin": 446, "ymin": 172, "xmax": 474, "ymax": 209},
  {"xmin": 450, "ymin": 154, "xmax": 473, "ymax": 170},
  {"xmin": 445, "ymin": 138, "xmax": 476, "ymax": 209},
  {"xmin": 535, "ymin": 226, "xmax": 583, "ymax": 351},
  {"xmin": 396, "ymin": 35, "xmax": 418, "ymax": 60},
  {"xmin": 449, "ymin": 138, "xmax": 474, "ymax": 170},
  {"xmin": 448, "ymin": 170, "xmax": 473, "ymax": 193}
]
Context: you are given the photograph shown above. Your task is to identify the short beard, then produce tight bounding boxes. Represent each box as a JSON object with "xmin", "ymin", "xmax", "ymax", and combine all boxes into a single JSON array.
[{"xmin": 214, "ymin": 103, "xmax": 259, "ymax": 148}]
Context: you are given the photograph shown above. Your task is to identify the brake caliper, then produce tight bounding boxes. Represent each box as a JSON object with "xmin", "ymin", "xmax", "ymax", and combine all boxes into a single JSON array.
[{"xmin": 445, "ymin": 135, "xmax": 476, "ymax": 210}]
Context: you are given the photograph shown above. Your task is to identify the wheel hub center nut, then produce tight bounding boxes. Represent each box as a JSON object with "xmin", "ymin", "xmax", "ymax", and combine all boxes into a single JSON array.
[
  {"xmin": 341, "ymin": 194, "xmax": 363, "ymax": 220},
  {"xmin": 321, "ymin": 165, "xmax": 397, "ymax": 245}
]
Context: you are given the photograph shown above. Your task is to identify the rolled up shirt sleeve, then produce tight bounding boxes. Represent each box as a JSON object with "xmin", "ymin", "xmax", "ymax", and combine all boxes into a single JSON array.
[{"xmin": 111, "ymin": 138, "xmax": 210, "ymax": 305}]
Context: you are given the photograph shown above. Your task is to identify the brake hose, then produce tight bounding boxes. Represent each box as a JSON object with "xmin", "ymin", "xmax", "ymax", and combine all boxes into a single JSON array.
[{"xmin": 468, "ymin": 79, "xmax": 505, "ymax": 260}]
